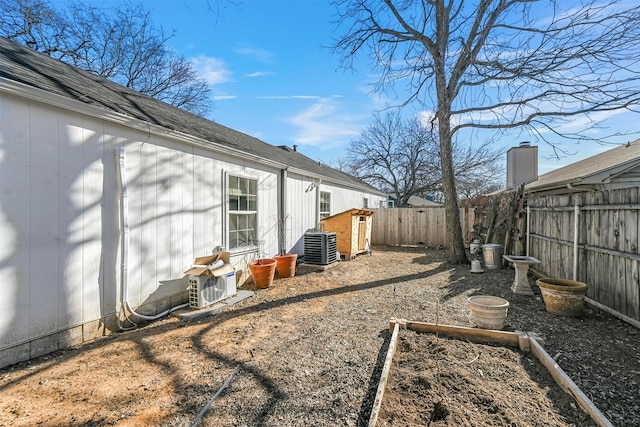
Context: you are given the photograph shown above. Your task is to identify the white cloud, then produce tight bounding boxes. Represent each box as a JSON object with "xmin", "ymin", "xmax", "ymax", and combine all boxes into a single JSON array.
[
  {"xmin": 258, "ymin": 95, "xmax": 320, "ymax": 100},
  {"xmin": 246, "ymin": 71, "xmax": 275, "ymax": 78},
  {"xmin": 213, "ymin": 95, "xmax": 237, "ymax": 101},
  {"xmin": 288, "ymin": 98, "xmax": 364, "ymax": 147},
  {"xmin": 190, "ymin": 55, "xmax": 233, "ymax": 85}
]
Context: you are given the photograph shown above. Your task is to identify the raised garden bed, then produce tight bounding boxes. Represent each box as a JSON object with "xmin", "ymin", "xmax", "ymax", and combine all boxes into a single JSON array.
[{"xmin": 371, "ymin": 321, "xmax": 610, "ymax": 427}]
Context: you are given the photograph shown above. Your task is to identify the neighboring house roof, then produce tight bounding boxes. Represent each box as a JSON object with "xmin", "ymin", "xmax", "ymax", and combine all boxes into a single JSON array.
[
  {"xmin": 407, "ymin": 195, "xmax": 442, "ymax": 207},
  {"xmin": 525, "ymin": 139, "xmax": 640, "ymax": 195},
  {"xmin": 0, "ymin": 37, "xmax": 385, "ymax": 196}
]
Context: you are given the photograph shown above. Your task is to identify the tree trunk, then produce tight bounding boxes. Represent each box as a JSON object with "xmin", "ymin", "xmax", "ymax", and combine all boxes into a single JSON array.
[
  {"xmin": 435, "ymin": 100, "xmax": 467, "ymax": 264},
  {"xmin": 434, "ymin": 2, "xmax": 467, "ymax": 265},
  {"xmin": 438, "ymin": 125, "xmax": 468, "ymax": 264}
]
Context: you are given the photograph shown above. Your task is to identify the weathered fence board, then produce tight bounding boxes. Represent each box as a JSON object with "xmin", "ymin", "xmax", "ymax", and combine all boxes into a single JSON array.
[
  {"xmin": 529, "ymin": 188, "xmax": 640, "ymax": 323},
  {"xmin": 370, "ymin": 207, "xmax": 472, "ymax": 248}
]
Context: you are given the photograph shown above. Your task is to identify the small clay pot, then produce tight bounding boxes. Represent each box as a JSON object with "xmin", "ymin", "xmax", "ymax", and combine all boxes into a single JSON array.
[
  {"xmin": 248, "ymin": 258, "xmax": 277, "ymax": 289},
  {"xmin": 274, "ymin": 253, "xmax": 298, "ymax": 278}
]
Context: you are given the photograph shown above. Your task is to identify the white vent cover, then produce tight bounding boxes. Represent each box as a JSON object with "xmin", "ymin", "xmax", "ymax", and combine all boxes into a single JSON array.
[{"xmin": 188, "ymin": 271, "xmax": 236, "ymax": 309}]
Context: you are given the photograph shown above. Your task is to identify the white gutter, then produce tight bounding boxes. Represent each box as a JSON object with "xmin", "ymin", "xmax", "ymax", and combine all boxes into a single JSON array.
[
  {"xmin": 315, "ymin": 179, "xmax": 322, "ymax": 228},
  {"xmin": 280, "ymin": 168, "xmax": 288, "ymax": 254}
]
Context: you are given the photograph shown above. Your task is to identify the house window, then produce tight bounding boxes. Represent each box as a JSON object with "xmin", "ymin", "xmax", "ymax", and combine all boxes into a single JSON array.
[
  {"xmin": 320, "ymin": 191, "xmax": 331, "ymax": 219},
  {"xmin": 363, "ymin": 197, "xmax": 369, "ymax": 208},
  {"xmin": 228, "ymin": 175, "xmax": 257, "ymax": 249}
]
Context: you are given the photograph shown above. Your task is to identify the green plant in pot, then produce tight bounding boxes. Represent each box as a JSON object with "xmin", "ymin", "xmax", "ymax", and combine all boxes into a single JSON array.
[{"xmin": 273, "ymin": 213, "xmax": 298, "ymax": 278}]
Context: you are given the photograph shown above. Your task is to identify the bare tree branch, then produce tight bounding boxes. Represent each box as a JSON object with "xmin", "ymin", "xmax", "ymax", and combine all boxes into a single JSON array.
[
  {"xmin": 332, "ymin": 0, "xmax": 640, "ymax": 263},
  {"xmin": 1, "ymin": 0, "xmax": 213, "ymax": 115},
  {"xmin": 343, "ymin": 111, "xmax": 504, "ymax": 206}
]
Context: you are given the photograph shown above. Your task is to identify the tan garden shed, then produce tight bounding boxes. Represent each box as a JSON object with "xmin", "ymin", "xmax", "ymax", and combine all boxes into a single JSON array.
[{"xmin": 320, "ymin": 208, "xmax": 374, "ymax": 260}]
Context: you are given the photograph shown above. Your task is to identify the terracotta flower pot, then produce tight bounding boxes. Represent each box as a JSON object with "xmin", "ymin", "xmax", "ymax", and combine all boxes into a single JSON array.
[
  {"xmin": 248, "ymin": 258, "xmax": 277, "ymax": 289},
  {"xmin": 536, "ymin": 278, "xmax": 587, "ymax": 316},
  {"xmin": 274, "ymin": 253, "xmax": 298, "ymax": 278}
]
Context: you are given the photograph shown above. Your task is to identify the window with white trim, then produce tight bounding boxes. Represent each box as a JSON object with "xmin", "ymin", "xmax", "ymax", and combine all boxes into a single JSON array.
[
  {"xmin": 320, "ymin": 191, "xmax": 331, "ymax": 219},
  {"xmin": 363, "ymin": 197, "xmax": 369, "ymax": 208},
  {"xmin": 228, "ymin": 175, "xmax": 257, "ymax": 249}
]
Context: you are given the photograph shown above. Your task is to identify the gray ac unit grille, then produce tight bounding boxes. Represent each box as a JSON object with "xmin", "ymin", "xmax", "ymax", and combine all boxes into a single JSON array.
[
  {"xmin": 304, "ymin": 232, "xmax": 337, "ymax": 265},
  {"xmin": 189, "ymin": 276, "xmax": 226, "ymax": 308}
]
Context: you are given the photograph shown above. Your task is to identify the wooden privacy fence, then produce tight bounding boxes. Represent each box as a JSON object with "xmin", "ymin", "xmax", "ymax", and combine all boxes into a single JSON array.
[
  {"xmin": 370, "ymin": 207, "xmax": 474, "ymax": 248},
  {"xmin": 528, "ymin": 187, "xmax": 640, "ymax": 324}
]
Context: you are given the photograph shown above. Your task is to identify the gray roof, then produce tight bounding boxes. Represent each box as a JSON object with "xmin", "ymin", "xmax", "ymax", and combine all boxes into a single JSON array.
[
  {"xmin": 0, "ymin": 37, "xmax": 383, "ymax": 195},
  {"xmin": 406, "ymin": 195, "xmax": 442, "ymax": 207},
  {"xmin": 525, "ymin": 139, "xmax": 640, "ymax": 194}
]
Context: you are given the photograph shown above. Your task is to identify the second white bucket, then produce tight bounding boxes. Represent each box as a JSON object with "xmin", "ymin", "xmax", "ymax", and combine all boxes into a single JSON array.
[{"xmin": 468, "ymin": 295, "xmax": 510, "ymax": 330}]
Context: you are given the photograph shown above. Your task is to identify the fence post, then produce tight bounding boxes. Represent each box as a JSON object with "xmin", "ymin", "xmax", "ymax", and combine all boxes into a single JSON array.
[
  {"xmin": 573, "ymin": 204, "xmax": 579, "ymax": 281},
  {"xmin": 526, "ymin": 205, "xmax": 531, "ymax": 256}
]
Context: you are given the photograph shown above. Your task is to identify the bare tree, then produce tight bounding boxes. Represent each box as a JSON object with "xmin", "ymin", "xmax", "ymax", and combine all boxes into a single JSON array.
[
  {"xmin": 344, "ymin": 111, "xmax": 503, "ymax": 206},
  {"xmin": 332, "ymin": 0, "xmax": 640, "ymax": 263},
  {"xmin": 1, "ymin": 0, "xmax": 212, "ymax": 115}
]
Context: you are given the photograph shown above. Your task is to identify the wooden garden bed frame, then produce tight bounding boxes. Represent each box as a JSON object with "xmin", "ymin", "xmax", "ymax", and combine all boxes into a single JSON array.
[{"xmin": 368, "ymin": 319, "xmax": 613, "ymax": 427}]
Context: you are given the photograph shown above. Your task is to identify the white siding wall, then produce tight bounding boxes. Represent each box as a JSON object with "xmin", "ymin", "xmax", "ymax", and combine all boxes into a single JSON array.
[
  {"xmin": 0, "ymin": 95, "xmax": 105, "ymax": 354},
  {"xmin": 282, "ymin": 176, "xmax": 387, "ymax": 255},
  {"xmin": 0, "ymin": 92, "xmax": 280, "ymax": 363},
  {"xmin": 120, "ymin": 140, "xmax": 281, "ymax": 306},
  {"xmin": 320, "ymin": 183, "xmax": 387, "ymax": 216},
  {"xmin": 286, "ymin": 173, "xmax": 319, "ymax": 254},
  {"xmin": 0, "ymin": 89, "xmax": 382, "ymax": 365}
]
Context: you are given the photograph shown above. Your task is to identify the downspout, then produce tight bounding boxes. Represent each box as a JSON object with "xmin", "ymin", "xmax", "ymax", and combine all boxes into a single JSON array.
[
  {"xmin": 114, "ymin": 148, "xmax": 188, "ymax": 326},
  {"xmin": 280, "ymin": 168, "xmax": 287, "ymax": 254},
  {"xmin": 526, "ymin": 205, "xmax": 531, "ymax": 256},
  {"xmin": 574, "ymin": 204, "xmax": 579, "ymax": 281},
  {"xmin": 315, "ymin": 179, "xmax": 322, "ymax": 229}
]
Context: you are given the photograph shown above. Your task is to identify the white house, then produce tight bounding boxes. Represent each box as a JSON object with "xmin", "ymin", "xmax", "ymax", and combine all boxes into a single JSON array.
[{"xmin": 0, "ymin": 37, "xmax": 387, "ymax": 368}]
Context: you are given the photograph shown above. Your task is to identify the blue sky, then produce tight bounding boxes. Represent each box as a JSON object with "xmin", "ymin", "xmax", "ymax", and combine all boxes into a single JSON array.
[
  {"xmin": 96, "ymin": 1, "xmax": 638, "ymax": 176},
  {"xmin": 145, "ymin": 0, "xmax": 377, "ymax": 165}
]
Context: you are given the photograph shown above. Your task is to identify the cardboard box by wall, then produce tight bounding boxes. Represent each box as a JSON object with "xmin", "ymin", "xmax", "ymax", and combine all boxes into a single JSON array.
[{"xmin": 184, "ymin": 252, "xmax": 231, "ymax": 277}]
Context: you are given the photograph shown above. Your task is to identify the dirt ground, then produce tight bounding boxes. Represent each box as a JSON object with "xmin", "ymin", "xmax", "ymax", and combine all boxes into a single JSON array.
[{"xmin": 1, "ymin": 246, "xmax": 639, "ymax": 426}]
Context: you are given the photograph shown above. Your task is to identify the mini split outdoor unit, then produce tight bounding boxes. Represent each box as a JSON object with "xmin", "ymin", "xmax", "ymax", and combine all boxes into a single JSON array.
[
  {"xmin": 188, "ymin": 271, "xmax": 236, "ymax": 309},
  {"xmin": 304, "ymin": 231, "xmax": 338, "ymax": 265}
]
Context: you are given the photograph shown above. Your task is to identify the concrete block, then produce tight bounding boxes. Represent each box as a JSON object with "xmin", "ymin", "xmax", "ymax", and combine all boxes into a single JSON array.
[
  {"xmin": 176, "ymin": 303, "xmax": 226, "ymax": 321},
  {"xmin": 223, "ymin": 290, "xmax": 254, "ymax": 306},
  {"xmin": 156, "ymin": 296, "xmax": 171, "ymax": 313},
  {"xmin": 171, "ymin": 291, "xmax": 188, "ymax": 307},
  {"xmin": 82, "ymin": 319, "xmax": 103, "ymax": 341},
  {"xmin": 59, "ymin": 325, "xmax": 83, "ymax": 348},
  {"xmin": 0, "ymin": 343, "xmax": 30, "ymax": 370},
  {"xmin": 135, "ymin": 301, "xmax": 157, "ymax": 317},
  {"xmin": 30, "ymin": 334, "xmax": 59, "ymax": 359}
]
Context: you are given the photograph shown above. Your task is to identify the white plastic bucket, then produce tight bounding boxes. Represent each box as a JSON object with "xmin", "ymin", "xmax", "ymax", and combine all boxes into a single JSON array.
[{"xmin": 468, "ymin": 295, "xmax": 509, "ymax": 330}]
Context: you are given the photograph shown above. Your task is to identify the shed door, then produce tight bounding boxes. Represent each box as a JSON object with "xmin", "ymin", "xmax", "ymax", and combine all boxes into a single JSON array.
[{"xmin": 358, "ymin": 217, "xmax": 367, "ymax": 250}]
